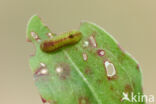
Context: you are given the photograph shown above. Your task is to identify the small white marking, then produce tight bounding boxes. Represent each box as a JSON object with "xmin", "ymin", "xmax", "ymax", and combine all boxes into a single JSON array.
[
  {"xmin": 47, "ymin": 32, "xmax": 53, "ymax": 38},
  {"xmin": 83, "ymin": 41, "xmax": 89, "ymax": 47},
  {"xmin": 31, "ymin": 32, "xmax": 38, "ymax": 38},
  {"xmin": 31, "ymin": 31, "xmax": 40, "ymax": 42},
  {"xmin": 40, "ymin": 63, "xmax": 46, "ymax": 67},
  {"xmin": 83, "ymin": 53, "xmax": 88, "ymax": 61},
  {"xmin": 89, "ymin": 36, "xmax": 97, "ymax": 48},
  {"xmin": 40, "ymin": 68, "xmax": 48, "ymax": 74},
  {"xmin": 99, "ymin": 50, "xmax": 105, "ymax": 56},
  {"xmin": 56, "ymin": 66, "xmax": 63, "ymax": 73}
]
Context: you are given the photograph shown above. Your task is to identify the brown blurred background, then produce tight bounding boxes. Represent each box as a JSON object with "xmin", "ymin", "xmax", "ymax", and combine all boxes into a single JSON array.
[{"xmin": 0, "ymin": 0, "xmax": 155, "ymax": 104}]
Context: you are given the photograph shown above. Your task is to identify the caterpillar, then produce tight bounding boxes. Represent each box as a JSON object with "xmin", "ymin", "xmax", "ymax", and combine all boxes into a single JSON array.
[{"xmin": 40, "ymin": 30, "xmax": 82, "ymax": 52}]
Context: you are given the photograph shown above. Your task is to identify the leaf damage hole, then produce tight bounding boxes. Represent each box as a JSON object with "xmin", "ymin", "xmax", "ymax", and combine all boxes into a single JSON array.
[
  {"xmin": 82, "ymin": 53, "xmax": 88, "ymax": 61},
  {"xmin": 104, "ymin": 61, "xmax": 116, "ymax": 78},
  {"xmin": 31, "ymin": 31, "xmax": 41, "ymax": 42},
  {"xmin": 89, "ymin": 35, "xmax": 97, "ymax": 48},
  {"xmin": 97, "ymin": 49, "xmax": 105, "ymax": 56}
]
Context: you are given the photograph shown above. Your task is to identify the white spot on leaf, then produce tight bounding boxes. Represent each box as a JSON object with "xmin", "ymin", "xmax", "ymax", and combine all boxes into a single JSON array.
[
  {"xmin": 31, "ymin": 31, "xmax": 40, "ymax": 42},
  {"xmin": 104, "ymin": 61, "xmax": 116, "ymax": 77},
  {"xmin": 47, "ymin": 32, "xmax": 53, "ymax": 38},
  {"xmin": 83, "ymin": 53, "xmax": 88, "ymax": 61},
  {"xmin": 83, "ymin": 41, "xmax": 89, "ymax": 47},
  {"xmin": 100, "ymin": 51, "xmax": 104, "ymax": 55},
  {"xmin": 55, "ymin": 64, "xmax": 70, "ymax": 79},
  {"xmin": 34, "ymin": 63, "xmax": 48, "ymax": 77},
  {"xmin": 56, "ymin": 66, "xmax": 63, "ymax": 73},
  {"xmin": 97, "ymin": 49, "xmax": 105, "ymax": 56},
  {"xmin": 40, "ymin": 68, "xmax": 48, "ymax": 74},
  {"xmin": 40, "ymin": 63, "xmax": 46, "ymax": 67},
  {"xmin": 89, "ymin": 35, "xmax": 97, "ymax": 48}
]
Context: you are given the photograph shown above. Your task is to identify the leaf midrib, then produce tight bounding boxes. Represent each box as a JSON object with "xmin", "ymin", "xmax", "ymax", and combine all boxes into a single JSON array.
[{"xmin": 63, "ymin": 50, "xmax": 102, "ymax": 104}]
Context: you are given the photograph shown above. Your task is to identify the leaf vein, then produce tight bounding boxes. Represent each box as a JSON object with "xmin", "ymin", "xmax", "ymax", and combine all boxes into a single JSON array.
[{"xmin": 63, "ymin": 50, "xmax": 102, "ymax": 104}]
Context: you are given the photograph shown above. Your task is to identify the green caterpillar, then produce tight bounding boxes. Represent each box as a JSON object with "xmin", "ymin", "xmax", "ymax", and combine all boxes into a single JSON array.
[{"xmin": 40, "ymin": 30, "xmax": 82, "ymax": 52}]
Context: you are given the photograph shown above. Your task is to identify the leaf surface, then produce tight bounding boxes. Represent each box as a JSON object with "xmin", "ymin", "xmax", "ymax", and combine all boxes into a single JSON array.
[{"xmin": 27, "ymin": 15, "xmax": 144, "ymax": 104}]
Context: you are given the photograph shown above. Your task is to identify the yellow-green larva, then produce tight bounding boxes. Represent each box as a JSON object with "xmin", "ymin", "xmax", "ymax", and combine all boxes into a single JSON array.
[{"xmin": 40, "ymin": 30, "xmax": 82, "ymax": 52}]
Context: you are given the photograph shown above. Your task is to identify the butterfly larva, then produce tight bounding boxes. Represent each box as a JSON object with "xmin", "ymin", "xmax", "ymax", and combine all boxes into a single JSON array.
[{"xmin": 40, "ymin": 30, "xmax": 82, "ymax": 52}]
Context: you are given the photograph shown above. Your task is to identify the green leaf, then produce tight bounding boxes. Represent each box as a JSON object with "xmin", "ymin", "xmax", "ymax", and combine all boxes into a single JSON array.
[{"xmin": 26, "ymin": 15, "xmax": 144, "ymax": 104}]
